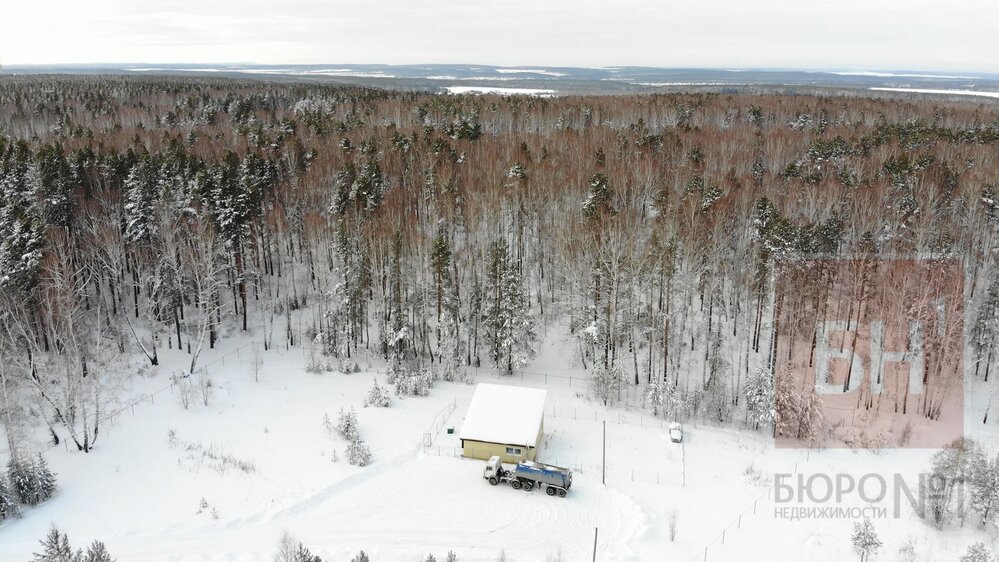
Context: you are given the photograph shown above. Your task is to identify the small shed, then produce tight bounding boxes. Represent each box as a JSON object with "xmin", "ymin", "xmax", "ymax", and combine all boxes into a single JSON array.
[{"xmin": 459, "ymin": 384, "xmax": 547, "ymax": 462}]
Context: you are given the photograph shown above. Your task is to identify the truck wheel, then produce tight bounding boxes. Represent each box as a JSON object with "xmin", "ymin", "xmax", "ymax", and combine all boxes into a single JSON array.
[
  {"xmin": 546, "ymin": 487, "xmax": 556, "ymax": 496},
  {"xmin": 511, "ymin": 480, "xmax": 523, "ymax": 490},
  {"xmin": 488, "ymin": 477, "xmax": 498, "ymax": 486},
  {"xmin": 558, "ymin": 489, "xmax": 567, "ymax": 498},
  {"xmin": 523, "ymin": 482, "xmax": 534, "ymax": 491}
]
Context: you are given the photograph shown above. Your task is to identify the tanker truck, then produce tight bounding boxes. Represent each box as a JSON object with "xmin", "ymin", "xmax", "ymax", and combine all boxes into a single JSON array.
[{"xmin": 482, "ymin": 455, "xmax": 572, "ymax": 497}]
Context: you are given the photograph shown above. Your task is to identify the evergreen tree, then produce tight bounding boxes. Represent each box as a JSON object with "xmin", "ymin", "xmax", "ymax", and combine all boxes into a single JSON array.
[
  {"xmin": 80, "ymin": 541, "xmax": 115, "ymax": 562},
  {"xmin": 0, "ymin": 142, "xmax": 44, "ymax": 292},
  {"xmin": 7, "ymin": 457, "xmax": 37, "ymax": 505},
  {"xmin": 123, "ymin": 157, "xmax": 161, "ymax": 245},
  {"xmin": 334, "ymin": 408, "xmax": 359, "ymax": 441},
  {"xmin": 350, "ymin": 552, "xmax": 370, "ymax": 562},
  {"xmin": 439, "ymin": 277, "xmax": 467, "ymax": 383},
  {"xmin": 582, "ymin": 172, "xmax": 614, "ymax": 220},
  {"xmin": 0, "ymin": 474, "xmax": 19, "ymax": 521},
  {"xmin": 590, "ymin": 362, "xmax": 623, "ymax": 406},
  {"xmin": 32, "ymin": 526, "xmax": 75, "ymax": 562},
  {"xmin": 363, "ymin": 379, "xmax": 391, "ymax": 408},
  {"xmin": 294, "ymin": 544, "xmax": 322, "ymax": 562},
  {"xmin": 482, "ymin": 239, "xmax": 536, "ymax": 375},
  {"xmin": 346, "ymin": 438, "xmax": 372, "ymax": 466},
  {"xmin": 34, "ymin": 454, "xmax": 57, "ymax": 502},
  {"xmin": 644, "ymin": 379, "xmax": 668, "ymax": 417},
  {"xmin": 745, "ymin": 368, "xmax": 776, "ymax": 430},
  {"xmin": 33, "ymin": 143, "xmax": 75, "ymax": 230}
]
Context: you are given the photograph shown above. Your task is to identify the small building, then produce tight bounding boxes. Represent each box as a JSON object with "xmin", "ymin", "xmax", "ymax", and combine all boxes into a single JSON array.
[{"xmin": 459, "ymin": 383, "xmax": 547, "ymax": 463}]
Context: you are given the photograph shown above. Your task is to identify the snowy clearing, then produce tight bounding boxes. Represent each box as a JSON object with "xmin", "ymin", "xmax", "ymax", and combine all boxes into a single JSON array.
[
  {"xmin": 870, "ymin": 87, "xmax": 999, "ymax": 98},
  {"xmin": 443, "ymin": 86, "xmax": 556, "ymax": 96},
  {"xmin": 1, "ymin": 333, "xmax": 996, "ymax": 561}
]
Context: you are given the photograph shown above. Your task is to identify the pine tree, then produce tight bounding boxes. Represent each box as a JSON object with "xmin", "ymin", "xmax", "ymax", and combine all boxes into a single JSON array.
[
  {"xmin": 32, "ymin": 526, "xmax": 75, "ymax": 562},
  {"xmin": 0, "ymin": 474, "xmax": 19, "ymax": 521},
  {"xmin": 482, "ymin": 239, "xmax": 536, "ymax": 375},
  {"xmin": 363, "ymin": 379, "xmax": 391, "ymax": 408},
  {"xmin": 745, "ymin": 368, "xmax": 776, "ymax": 430},
  {"xmin": 80, "ymin": 541, "xmax": 115, "ymax": 562},
  {"xmin": 123, "ymin": 158, "xmax": 160, "ymax": 245},
  {"xmin": 334, "ymin": 408, "xmax": 359, "ymax": 441},
  {"xmin": 439, "ymin": 277, "xmax": 467, "ymax": 383},
  {"xmin": 590, "ymin": 362, "xmax": 622, "ymax": 406},
  {"xmin": 0, "ymin": 143, "xmax": 44, "ymax": 292},
  {"xmin": 346, "ymin": 438, "xmax": 372, "ymax": 466},
  {"xmin": 7, "ymin": 457, "xmax": 37, "ymax": 505},
  {"xmin": 34, "ymin": 454, "xmax": 57, "ymax": 502},
  {"xmin": 350, "ymin": 552, "xmax": 370, "ymax": 562},
  {"xmin": 644, "ymin": 379, "xmax": 668, "ymax": 417},
  {"xmin": 294, "ymin": 544, "xmax": 322, "ymax": 562}
]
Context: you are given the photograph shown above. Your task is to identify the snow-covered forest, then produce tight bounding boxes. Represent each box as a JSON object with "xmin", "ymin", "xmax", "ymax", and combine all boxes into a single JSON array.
[{"xmin": 1, "ymin": 75, "xmax": 999, "ymax": 559}]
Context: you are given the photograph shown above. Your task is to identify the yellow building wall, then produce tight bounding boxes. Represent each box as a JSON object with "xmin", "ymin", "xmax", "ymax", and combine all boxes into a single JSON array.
[
  {"xmin": 462, "ymin": 440, "xmax": 537, "ymax": 463},
  {"xmin": 462, "ymin": 415, "xmax": 544, "ymax": 463}
]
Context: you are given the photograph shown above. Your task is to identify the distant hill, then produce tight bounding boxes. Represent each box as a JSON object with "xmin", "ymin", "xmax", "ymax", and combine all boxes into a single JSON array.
[{"xmin": 5, "ymin": 63, "xmax": 999, "ymax": 98}]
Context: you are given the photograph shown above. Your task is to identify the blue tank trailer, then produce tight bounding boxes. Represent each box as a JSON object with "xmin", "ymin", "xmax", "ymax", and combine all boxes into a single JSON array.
[{"xmin": 482, "ymin": 455, "xmax": 572, "ymax": 497}]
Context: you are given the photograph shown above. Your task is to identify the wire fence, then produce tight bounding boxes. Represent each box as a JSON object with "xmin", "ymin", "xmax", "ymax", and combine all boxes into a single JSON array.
[
  {"xmin": 546, "ymin": 403, "xmax": 672, "ymax": 430},
  {"xmin": 96, "ymin": 340, "xmax": 263, "ymax": 432},
  {"xmin": 687, "ymin": 448, "xmax": 812, "ymax": 561},
  {"xmin": 421, "ymin": 397, "xmax": 458, "ymax": 450}
]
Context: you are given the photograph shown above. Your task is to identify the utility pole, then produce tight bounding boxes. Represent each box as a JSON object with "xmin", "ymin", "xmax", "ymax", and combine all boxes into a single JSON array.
[
  {"xmin": 592, "ymin": 527, "xmax": 598, "ymax": 562},
  {"xmin": 602, "ymin": 420, "xmax": 606, "ymax": 485}
]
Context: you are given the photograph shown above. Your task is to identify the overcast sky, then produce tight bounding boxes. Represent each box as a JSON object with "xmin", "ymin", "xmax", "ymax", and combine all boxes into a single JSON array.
[{"xmin": 3, "ymin": 0, "xmax": 997, "ymax": 73}]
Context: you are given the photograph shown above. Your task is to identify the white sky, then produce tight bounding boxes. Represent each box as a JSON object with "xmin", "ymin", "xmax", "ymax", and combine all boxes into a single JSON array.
[{"xmin": 2, "ymin": 0, "xmax": 997, "ymax": 73}]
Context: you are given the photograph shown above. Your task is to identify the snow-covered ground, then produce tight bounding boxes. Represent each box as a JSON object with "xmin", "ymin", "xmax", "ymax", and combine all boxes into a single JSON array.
[
  {"xmin": 443, "ymin": 86, "xmax": 556, "ymax": 96},
  {"xmin": 870, "ymin": 87, "xmax": 999, "ymax": 99},
  {"xmin": 1, "ymin": 329, "xmax": 997, "ymax": 560}
]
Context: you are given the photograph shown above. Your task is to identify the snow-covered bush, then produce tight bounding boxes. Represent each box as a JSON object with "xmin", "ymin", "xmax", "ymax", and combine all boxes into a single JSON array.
[
  {"xmin": 196, "ymin": 372, "xmax": 214, "ymax": 407},
  {"xmin": 395, "ymin": 369, "xmax": 434, "ymax": 398},
  {"xmin": 896, "ymin": 539, "xmax": 917, "ymax": 562},
  {"xmin": 590, "ymin": 363, "xmax": 622, "ymax": 406},
  {"xmin": 667, "ymin": 507, "xmax": 679, "ymax": 541},
  {"xmin": 0, "ymin": 474, "xmax": 19, "ymax": 521},
  {"xmin": 961, "ymin": 543, "xmax": 993, "ymax": 562},
  {"xmin": 305, "ymin": 350, "xmax": 324, "ymax": 374},
  {"xmin": 363, "ymin": 379, "xmax": 391, "ymax": 408},
  {"xmin": 7, "ymin": 455, "xmax": 56, "ymax": 506},
  {"xmin": 350, "ymin": 552, "xmax": 370, "ymax": 562},
  {"xmin": 346, "ymin": 438, "xmax": 372, "ymax": 467},
  {"xmin": 275, "ymin": 531, "xmax": 322, "ymax": 562},
  {"xmin": 173, "ymin": 373, "xmax": 194, "ymax": 409},
  {"xmin": 850, "ymin": 519, "xmax": 881, "ymax": 562},
  {"xmin": 334, "ymin": 408, "xmax": 359, "ymax": 441}
]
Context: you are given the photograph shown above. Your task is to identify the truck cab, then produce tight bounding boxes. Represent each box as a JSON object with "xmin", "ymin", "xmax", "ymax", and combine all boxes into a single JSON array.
[{"xmin": 483, "ymin": 455, "xmax": 507, "ymax": 485}]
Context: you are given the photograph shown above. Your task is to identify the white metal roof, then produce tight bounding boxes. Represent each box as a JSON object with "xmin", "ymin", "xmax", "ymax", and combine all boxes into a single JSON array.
[{"xmin": 459, "ymin": 383, "xmax": 547, "ymax": 447}]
